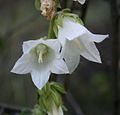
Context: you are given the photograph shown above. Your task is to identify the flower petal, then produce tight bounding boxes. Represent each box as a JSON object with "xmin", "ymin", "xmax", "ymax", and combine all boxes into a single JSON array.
[
  {"xmin": 78, "ymin": 34, "xmax": 102, "ymax": 63},
  {"xmin": 22, "ymin": 39, "xmax": 44, "ymax": 54},
  {"xmin": 44, "ymin": 39, "xmax": 61, "ymax": 53},
  {"xmin": 62, "ymin": 40, "xmax": 80, "ymax": 73},
  {"xmin": 11, "ymin": 54, "xmax": 32, "ymax": 74},
  {"xmin": 51, "ymin": 58, "xmax": 69, "ymax": 74},
  {"xmin": 57, "ymin": 29, "xmax": 66, "ymax": 46},
  {"xmin": 87, "ymin": 31, "xmax": 108, "ymax": 43},
  {"xmin": 58, "ymin": 18, "xmax": 86, "ymax": 43},
  {"xmin": 31, "ymin": 69, "xmax": 50, "ymax": 89}
]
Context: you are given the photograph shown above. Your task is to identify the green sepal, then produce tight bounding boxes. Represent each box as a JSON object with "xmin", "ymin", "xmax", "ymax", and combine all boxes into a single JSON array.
[
  {"xmin": 39, "ymin": 96, "xmax": 53, "ymax": 112},
  {"xmin": 64, "ymin": 12, "xmax": 78, "ymax": 18},
  {"xmin": 53, "ymin": 8, "xmax": 71, "ymax": 37},
  {"xmin": 62, "ymin": 8, "xmax": 71, "ymax": 13},
  {"xmin": 20, "ymin": 81, "xmax": 67, "ymax": 115},
  {"xmin": 54, "ymin": 9, "xmax": 84, "ymax": 37},
  {"xmin": 53, "ymin": 15, "xmax": 64, "ymax": 37},
  {"xmin": 56, "ymin": 15, "xmax": 64, "ymax": 27},
  {"xmin": 57, "ymin": 8, "xmax": 71, "ymax": 15},
  {"xmin": 53, "ymin": 23, "xmax": 58, "ymax": 37},
  {"xmin": 38, "ymin": 83, "xmax": 50, "ymax": 96},
  {"xmin": 51, "ymin": 89, "xmax": 62, "ymax": 107},
  {"xmin": 37, "ymin": 82, "xmax": 67, "ymax": 113},
  {"xmin": 50, "ymin": 82, "xmax": 66, "ymax": 107},
  {"xmin": 56, "ymin": 8, "xmax": 84, "ymax": 25},
  {"xmin": 64, "ymin": 12, "xmax": 84, "ymax": 25},
  {"xmin": 35, "ymin": 0, "xmax": 41, "ymax": 10},
  {"xmin": 38, "ymin": 83, "xmax": 53, "ymax": 112},
  {"xmin": 75, "ymin": 17, "xmax": 84, "ymax": 25},
  {"xmin": 51, "ymin": 82, "xmax": 66, "ymax": 94},
  {"xmin": 53, "ymin": 13, "xmax": 64, "ymax": 37}
]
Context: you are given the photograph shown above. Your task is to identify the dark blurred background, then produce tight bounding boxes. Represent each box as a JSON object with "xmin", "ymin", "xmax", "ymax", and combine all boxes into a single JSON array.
[{"xmin": 0, "ymin": 0, "xmax": 119, "ymax": 115}]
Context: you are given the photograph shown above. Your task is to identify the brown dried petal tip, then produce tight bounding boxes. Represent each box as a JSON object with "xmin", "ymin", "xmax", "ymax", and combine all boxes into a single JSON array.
[{"xmin": 41, "ymin": 0, "xmax": 56, "ymax": 20}]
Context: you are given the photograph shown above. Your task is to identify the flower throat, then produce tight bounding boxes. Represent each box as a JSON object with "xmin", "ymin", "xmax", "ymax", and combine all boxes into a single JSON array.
[{"xmin": 31, "ymin": 43, "xmax": 49, "ymax": 63}]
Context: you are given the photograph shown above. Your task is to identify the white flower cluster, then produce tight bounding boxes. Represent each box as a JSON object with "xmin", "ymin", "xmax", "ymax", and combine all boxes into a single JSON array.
[{"xmin": 11, "ymin": 0, "xmax": 108, "ymax": 91}]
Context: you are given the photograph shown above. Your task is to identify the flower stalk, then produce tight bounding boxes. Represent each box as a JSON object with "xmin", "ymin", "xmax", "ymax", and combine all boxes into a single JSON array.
[{"xmin": 48, "ymin": 20, "xmax": 55, "ymax": 39}]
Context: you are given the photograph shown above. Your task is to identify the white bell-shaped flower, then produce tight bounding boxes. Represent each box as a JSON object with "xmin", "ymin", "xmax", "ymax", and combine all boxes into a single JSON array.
[
  {"xmin": 11, "ymin": 38, "xmax": 69, "ymax": 89},
  {"xmin": 73, "ymin": 0, "xmax": 86, "ymax": 4},
  {"xmin": 58, "ymin": 17, "xmax": 108, "ymax": 73}
]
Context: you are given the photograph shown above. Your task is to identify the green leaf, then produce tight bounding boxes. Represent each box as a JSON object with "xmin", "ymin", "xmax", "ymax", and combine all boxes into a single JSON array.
[
  {"xmin": 35, "ymin": 0, "xmax": 41, "ymax": 10},
  {"xmin": 76, "ymin": 17, "xmax": 84, "ymax": 25}
]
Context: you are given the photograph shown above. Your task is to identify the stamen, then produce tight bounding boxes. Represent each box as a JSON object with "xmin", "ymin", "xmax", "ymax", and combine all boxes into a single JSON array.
[
  {"xmin": 38, "ymin": 52, "xmax": 43, "ymax": 63},
  {"xmin": 35, "ymin": 43, "xmax": 49, "ymax": 64}
]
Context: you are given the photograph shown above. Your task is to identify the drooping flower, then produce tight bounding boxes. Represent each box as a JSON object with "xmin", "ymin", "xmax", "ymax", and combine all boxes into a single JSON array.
[
  {"xmin": 55, "ymin": 16, "xmax": 108, "ymax": 73},
  {"xmin": 73, "ymin": 0, "xmax": 86, "ymax": 4},
  {"xmin": 11, "ymin": 38, "xmax": 69, "ymax": 89},
  {"xmin": 48, "ymin": 102, "xmax": 63, "ymax": 115}
]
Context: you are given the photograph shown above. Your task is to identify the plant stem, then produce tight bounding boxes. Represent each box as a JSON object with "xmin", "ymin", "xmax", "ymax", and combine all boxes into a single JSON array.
[{"xmin": 48, "ymin": 20, "xmax": 55, "ymax": 39}]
